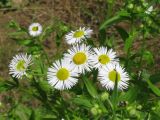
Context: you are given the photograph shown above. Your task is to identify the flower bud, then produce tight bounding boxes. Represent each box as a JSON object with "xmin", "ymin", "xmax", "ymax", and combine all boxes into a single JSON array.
[
  {"xmin": 136, "ymin": 105, "xmax": 142, "ymax": 110},
  {"xmin": 91, "ymin": 107, "xmax": 98, "ymax": 116},
  {"xmin": 127, "ymin": 4, "xmax": 134, "ymax": 9},
  {"xmin": 101, "ymin": 92, "xmax": 109, "ymax": 101}
]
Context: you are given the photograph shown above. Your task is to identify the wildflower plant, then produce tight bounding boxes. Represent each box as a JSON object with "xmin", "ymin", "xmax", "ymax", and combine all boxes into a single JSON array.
[{"xmin": 0, "ymin": 0, "xmax": 160, "ymax": 119}]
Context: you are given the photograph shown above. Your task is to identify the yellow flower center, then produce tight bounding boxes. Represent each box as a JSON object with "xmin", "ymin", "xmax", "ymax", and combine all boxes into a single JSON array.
[
  {"xmin": 16, "ymin": 60, "xmax": 26, "ymax": 71},
  {"xmin": 73, "ymin": 30, "xmax": 84, "ymax": 38},
  {"xmin": 73, "ymin": 52, "xmax": 87, "ymax": 65},
  {"xmin": 32, "ymin": 26, "xmax": 38, "ymax": 31},
  {"xmin": 56, "ymin": 68, "xmax": 70, "ymax": 80},
  {"xmin": 108, "ymin": 70, "xmax": 121, "ymax": 82},
  {"xmin": 98, "ymin": 54, "xmax": 110, "ymax": 64}
]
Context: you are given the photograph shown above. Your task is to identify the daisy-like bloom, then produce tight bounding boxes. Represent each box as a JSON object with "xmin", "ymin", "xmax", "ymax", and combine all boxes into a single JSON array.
[
  {"xmin": 90, "ymin": 47, "xmax": 119, "ymax": 69},
  {"xmin": 47, "ymin": 60, "xmax": 79, "ymax": 90},
  {"xmin": 145, "ymin": 6, "xmax": 153, "ymax": 14},
  {"xmin": 28, "ymin": 23, "xmax": 42, "ymax": 37},
  {"xmin": 65, "ymin": 27, "xmax": 93, "ymax": 45},
  {"xmin": 64, "ymin": 44, "xmax": 93, "ymax": 73},
  {"xmin": 9, "ymin": 53, "xmax": 32, "ymax": 79},
  {"xmin": 98, "ymin": 63, "xmax": 129, "ymax": 90}
]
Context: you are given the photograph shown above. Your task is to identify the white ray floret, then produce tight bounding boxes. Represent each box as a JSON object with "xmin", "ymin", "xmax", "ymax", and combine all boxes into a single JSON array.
[
  {"xmin": 98, "ymin": 63, "xmax": 129, "ymax": 91},
  {"xmin": 28, "ymin": 23, "xmax": 42, "ymax": 37},
  {"xmin": 47, "ymin": 60, "xmax": 79, "ymax": 90},
  {"xmin": 64, "ymin": 44, "xmax": 93, "ymax": 73},
  {"xmin": 65, "ymin": 27, "xmax": 93, "ymax": 45},
  {"xmin": 9, "ymin": 53, "xmax": 32, "ymax": 79},
  {"xmin": 90, "ymin": 47, "xmax": 119, "ymax": 69}
]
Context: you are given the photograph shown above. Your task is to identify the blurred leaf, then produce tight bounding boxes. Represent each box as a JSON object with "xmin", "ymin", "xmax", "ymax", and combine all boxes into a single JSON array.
[
  {"xmin": 147, "ymin": 79, "xmax": 160, "ymax": 96},
  {"xmin": 39, "ymin": 25, "xmax": 54, "ymax": 41},
  {"xmin": 14, "ymin": 39, "xmax": 33, "ymax": 46},
  {"xmin": 150, "ymin": 73, "xmax": 160, "ymax": 83},
  {"xmin": 55, "ymin": 33, "xmax": 63, "ymax": 47},
  {"xmin": 29, "ymin": 110, "xmax": 36, "ymax": 120},
  {"xmin": 0, "ymin": 81, "xmax": 9, "ymax": 92},
  {"xmin": 98, "ymin": 29, "xmax": 107, "ymax": 45},
  {"xmin": 124, "ymin": 29, "xmax": 137, "ymax": 52},
  {"xmin": 39, "ymin": 80, "xmax": 52, "ymax": 93},
  {"xmin": 27, "ymin": 45, "xmax": 42, "ymax": 53},
  {"xmin": 32, "ymin": 78, "xmax": 47, "ymax": 102},
  {"xmin": 86, "ymin": 38, "xmax": 95, "ymax": 46},
  {"xmin": 99, "ymin": 11, "xmax": 130, "ymax": 30},
  {"xmin": 13, "ymin": 104, "xmax": 31, "ymax": 120},
  {"xmin": 115, "ymin": 26, "xmax": 129, "ymax": 42},
  {"xmin": 150, "ymin": 112, "xmax": 160, "ymax": 120},
  {"xmin": 82, "ymin": 76, "xmax": 98, "ymax": 98},
  {"xmin": 72, "ymin": 96, "xmax": 92, "ymax": 108},
  {"xmin": 0, "ymin": 79, "xmax": 18, "ymax": 92},
  {"xmin": 119, "ymin": 86, "xmax": 139, "ymax": 103},
  {"xmin": 8, "ymin": 20, "xmax": 20, "ymax": 30},
  {"xmin": 143, "ymin": 50, "xmax": 154, "ymax": 65},
  {"xmin": 9, "ymin": 31, "xmax": 27, "ymax": 38}
]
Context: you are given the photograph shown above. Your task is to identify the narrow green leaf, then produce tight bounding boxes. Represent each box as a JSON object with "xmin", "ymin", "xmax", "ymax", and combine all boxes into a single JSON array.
[
  {"xmin": 15, "ymin": 39, "xmax": 33, "ymax": 46},
  {"xmin": 98, "ymin": 29, "xmax": 107, "ymax": 45},
  {"xmin": 124, "ymin": 30, "xmax": 137, "ymax": 52},
  {"xmin": 99, "ymin": 12, "xmax": 130, "ymax": 30},
  {"xmin": 9, "ymin": 31, "xmax": 27, "ymax": 37},
  {"xmin": 55, "ymin": 33, "xmax": 62, "ymax": 47},
  {"xmin": 29, "ymin": 110, "xmax": 35, "ymax": 120},
  {"xmin": 82, "ymin": 76, "xmax": 98, "ymax": 98},
  {"xmin": 115, "ymin": 26, "xmax": 129, "ymax": 41},
  {"xmin": 147, "ymin": 79, "xmax": 160, "ymax": 96},
  {"xmin": 119, "ymin": 86, "xmax": 139, "ymax": 103},
  {"xmin": 72, "ymin": 96, "xmax": 92, "ymax": 108}
]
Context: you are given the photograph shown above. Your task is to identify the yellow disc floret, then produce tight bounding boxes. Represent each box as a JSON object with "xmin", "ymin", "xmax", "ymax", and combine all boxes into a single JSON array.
[
  {"xmin": 98, "ymin": 54, "xmax": 110, "ymax": 65},
  {"xmin": 108, "ymin": 70, "xmax": 121, "ymax": 82},
  {"xmin": 56, "ymin": 68, "xmax": 70, "ymax": 80},
  {"xmin": 73, "ymin": 30, "xmax": 84, "ymax": 38},
  {"xmin": 16, "ymin": 60, "xmax": 26, "ymax": 71},
  {"xmin": 32, "ymin": 26, "xmax": 38, "ymax": 31},
  {"xmin": 73, "ymin": 52, "xmax": 87, "ymax": 65}
]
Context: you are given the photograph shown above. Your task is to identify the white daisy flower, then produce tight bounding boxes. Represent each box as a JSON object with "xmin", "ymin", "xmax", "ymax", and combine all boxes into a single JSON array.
[
  {"xmin": 65, "ymin": 27, "xmax": 93, "ymax": 45},
  {"xmin": 64, "ymin": 44, "xmax": 93, "ymax": 73},
  {"xmin": 98, "ymin": 63, "xmax": 129, "ymax": 90},
  {"xmin": 9, "ymin": 53, "xmax": 32, "ymax": 79},
  {"xmin": 47, "ymin": 60, "xmax": 79, "ymax": 90},
  {"xmin": 90, "ymin": 47, "xmax": 119, "ymax": 69},
  {"xmin": 28, "ymin": 23, "xmax": 42, "ymax": 37},
  {"xmin": 145, "ymin": 6, "xmax": 153, "ymax": 14}
]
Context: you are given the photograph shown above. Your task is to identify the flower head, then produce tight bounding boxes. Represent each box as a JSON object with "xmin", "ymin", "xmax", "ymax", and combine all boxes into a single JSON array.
[
  {"xmin": 98, "ymin": 63, "xmax": 129, "ymax": 90},
  {"xmin": 90, "ymin": 47, "xmax": 119, "ymax": 69},
  {"xmin": 28, "ymin": 23, "xmax": 42, "ymax": 37},
  {"xmin": 47, "ymin": 60, "xmax": 79, "ymax": 90},
  {"xmin": 64, "ymin": 44, "xmax": 93, "ymax": 73},
  {"xmin": 9, "ymin": 53, "xmax": 32, "ymax": 79},
  {"xmin": 65, "ymin": 27, "xmax": 93, "ymax": 45}
]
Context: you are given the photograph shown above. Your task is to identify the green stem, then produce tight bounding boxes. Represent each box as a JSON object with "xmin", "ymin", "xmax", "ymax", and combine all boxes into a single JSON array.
[
  {"xmin": 138, "ymin": 17, "xmax": 147, "ymax": 69},
  {"xmin": 36, "ymin": 37, "xmax": 50, "ymax": 65}
]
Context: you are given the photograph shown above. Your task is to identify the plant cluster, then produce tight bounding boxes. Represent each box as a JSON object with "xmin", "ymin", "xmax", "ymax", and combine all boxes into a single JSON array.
[{"xmin": 0, "ymin": 0, "xmax": 160, "ymax": 119}]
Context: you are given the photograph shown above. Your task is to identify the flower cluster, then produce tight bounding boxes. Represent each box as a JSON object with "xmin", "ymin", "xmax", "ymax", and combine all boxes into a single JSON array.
[{"xmin": 9, "ymin": 23, "xmax": 129, "ymax": 91}]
